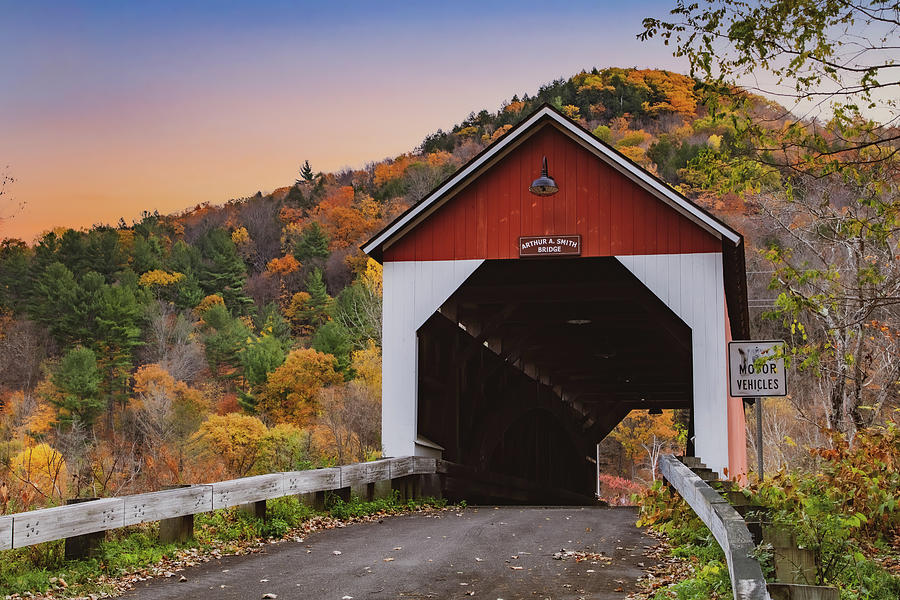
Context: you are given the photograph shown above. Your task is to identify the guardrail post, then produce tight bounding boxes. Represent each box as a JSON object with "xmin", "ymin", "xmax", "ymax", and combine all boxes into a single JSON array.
[
  {"xmin": 239, "ymin": 500, "xmax": 266, "ymax": 520},
  {"xmin": 158, "ymin": 485, "xmax": 195, "ymax": 544},
  {"xmin": 350, "ymin": 482, "xmax": 372, "ymax": 501},
  {"xmin": 372, "ymin": 479, "xmax": 392, "ymax": 500},
  {"xmin": 391, "ymin": 476, "xmax": 417, "ymax": 501},
  {"xmin": 419, "ymin": 474, "xmax": 442, "ymax": 499},
  {"xmin": 64, "ymin": 498, "xmax": 103, "ymax": 560}
]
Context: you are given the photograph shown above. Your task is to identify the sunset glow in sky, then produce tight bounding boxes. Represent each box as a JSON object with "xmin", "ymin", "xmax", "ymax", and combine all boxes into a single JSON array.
[{"xmin": 1, "ymin": 1, "xmax": 686, "ymax": 242}]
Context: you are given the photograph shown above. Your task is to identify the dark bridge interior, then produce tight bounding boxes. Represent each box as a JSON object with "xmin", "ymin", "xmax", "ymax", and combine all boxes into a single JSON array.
[{"xmin": 416, "ymin": 257, "xmax": 693, "ymax": 502}]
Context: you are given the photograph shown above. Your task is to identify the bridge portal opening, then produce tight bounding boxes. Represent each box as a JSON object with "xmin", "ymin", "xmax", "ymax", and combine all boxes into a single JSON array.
[{"xmin": 416, "ymin": 257, "xmax": 692, "ymax": 502}]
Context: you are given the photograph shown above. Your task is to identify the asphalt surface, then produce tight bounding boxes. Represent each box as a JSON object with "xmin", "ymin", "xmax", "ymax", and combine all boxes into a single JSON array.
[{"xmin": 122, "ymin": 506, "xmax": 655, "ymax": 600}]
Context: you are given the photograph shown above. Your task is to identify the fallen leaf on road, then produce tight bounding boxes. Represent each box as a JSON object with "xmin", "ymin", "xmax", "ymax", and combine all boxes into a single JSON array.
[
  {"xmin": 384, "ymin": 557, "xmax": 395, "ymax": 562},
  {"xmin": 178, "ymin": 575, "xmax": 187, "ymax": 582},
  {"xmin": 262, "ymin": 594, "xmax": 278, "ymax": 599},
  {"xmin": 333, "ymin": 550, "xmax": 342, "ymax": 555},
  {"xmin": 509, "ymin": 566, "xmax": 523, "ymax": 570}
]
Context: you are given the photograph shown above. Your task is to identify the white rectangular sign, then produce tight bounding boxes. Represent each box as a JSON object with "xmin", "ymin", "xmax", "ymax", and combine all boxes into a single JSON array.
[{"xmin": 728, "ymin": 340, "xmax": 787, "ymax": 397}]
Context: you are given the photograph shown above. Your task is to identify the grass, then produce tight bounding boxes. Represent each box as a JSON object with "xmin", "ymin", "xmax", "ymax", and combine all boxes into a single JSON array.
[{"xmin": 0, "ymin": 492, "xmax": 450, "ymax": 598}]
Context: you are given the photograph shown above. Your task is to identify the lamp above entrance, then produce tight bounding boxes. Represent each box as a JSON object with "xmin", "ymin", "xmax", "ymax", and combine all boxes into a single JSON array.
[{"xmin": 529, "ymin": 156, "xmax": 559, "ymax": 196}]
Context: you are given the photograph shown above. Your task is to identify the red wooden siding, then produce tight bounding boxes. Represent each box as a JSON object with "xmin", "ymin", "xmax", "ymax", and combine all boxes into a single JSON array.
[{"xmin": 383, "ymin": 125, "xmax": 720, "ymax": 261}]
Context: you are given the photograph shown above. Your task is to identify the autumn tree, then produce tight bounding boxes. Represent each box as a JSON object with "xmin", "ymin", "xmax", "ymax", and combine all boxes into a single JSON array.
[
  {"xmin": 256, "ymin": 348, "xmax": 342, "ymax": 425},
  {"xmin": 191, "ymin": 413, "xmax": 267, "ymax": 477},
  {"xmin": 610, "ymin": 410, "xmax": 678, "ymax": 480},
  {"xmin": 316, "ymin": 382, "xmax": 381, "ymax": 464},
  {"xmin": 332, "ymin": 260, "xmax": 383, "ymax": 348},
  {"xmin": 10, "ymin": 443, "xmax": 68, "ymax": 499}
]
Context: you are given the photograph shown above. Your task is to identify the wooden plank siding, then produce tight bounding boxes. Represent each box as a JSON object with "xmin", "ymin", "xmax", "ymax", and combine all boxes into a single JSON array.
[
  {"xmin": 12, "ymin": 498, "xmax": 124, "ymax": 548},
  {"xmin": 384, "ymin": 126, "xmax": 719, "ymax": 262}
]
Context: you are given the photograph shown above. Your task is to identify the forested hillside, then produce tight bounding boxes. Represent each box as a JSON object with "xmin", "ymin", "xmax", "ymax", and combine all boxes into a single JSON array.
[{"xmin": 0, "ymin": 66, "xmax": 896, "ymax": 512}]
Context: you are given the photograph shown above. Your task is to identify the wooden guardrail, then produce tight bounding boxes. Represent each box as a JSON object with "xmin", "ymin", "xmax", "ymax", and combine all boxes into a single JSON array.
[
  {"xmin": 658, "ymin": 454, "xmax": 770, "ymax": 600},
  {"xmin": 0, "ymin": 456, "xmax": 437, "ymax": 552}
]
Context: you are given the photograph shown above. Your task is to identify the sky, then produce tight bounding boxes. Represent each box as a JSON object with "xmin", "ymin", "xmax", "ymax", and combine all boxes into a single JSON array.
[{"xmin": 0, "ymin": 0, "xmax": 688, "ymax": 243}]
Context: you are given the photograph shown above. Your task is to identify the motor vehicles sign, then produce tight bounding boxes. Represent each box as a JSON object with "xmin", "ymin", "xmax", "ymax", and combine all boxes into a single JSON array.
[{"xmin": 728, "ymin": 340, "xmax": 787, "ymax": 397}]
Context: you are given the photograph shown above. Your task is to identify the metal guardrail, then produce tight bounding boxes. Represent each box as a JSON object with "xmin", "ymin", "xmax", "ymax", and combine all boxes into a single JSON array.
[
  {"xmin": 658, "ymin": 454, "xmax": 770, "ymax": 600},
  {"xmin": 0, "ymin": 456, "xmax": 437, "ymax": 551}
]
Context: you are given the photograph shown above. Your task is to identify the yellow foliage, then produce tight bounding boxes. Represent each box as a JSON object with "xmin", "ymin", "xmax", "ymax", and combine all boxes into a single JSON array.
[
  {"xmin": 231, "ymin": 226, "xmax": 251, "ymax": 245},
  {"xmin": 611, "ymin": 409, "xmax": 678, "ymax": 464},
  {"xmin": 456, "ymin": 126, "xmax": 479, "ymax": 139},
  {"xmin": 361, "ymin": 258, "xmax": 383, "ymax": 297},
  {"xmin": 139, "ymin": 270, "xmax": 185, "ymax": 288},
  {"xmin": 257, "ymin": 348, "xmax": 343, "ymax": 425},
  {"xmin": 117, "ymin": 229, "xmax": 135, "ymax": 254},
  {"xmin": 284, "ymin": 291, "xmax": 311, "ymax": 323},
  {"xmin": 561, "ymin": 105, "xmax": 581, "ymax": 119},
  {"xmin": 266, "ymin": 254, "xmax": 301, "ymax": 275},
  {"xmin": 191, "ymin": 413, "xmax": 267, "ymax": 477},
  {"xmin": 616, "ymin": 145, "xmax": 647, "ymax": 164},
  {"xmin": 11, "ymin": 443, "xmax": 68, "ymax": 498},
  {"xmin": 351, "ymin": 340, "xmax": 382, "ymax": 398},
  {"xmin": 196, "ymin": 294, "xmax": 225, "ymax": 313}
]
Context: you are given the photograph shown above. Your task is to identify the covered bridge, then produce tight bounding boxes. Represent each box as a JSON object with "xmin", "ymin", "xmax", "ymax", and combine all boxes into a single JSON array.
[{"xmin": 363, "ymin": 105, "xmax": 750, "ymax": 500}]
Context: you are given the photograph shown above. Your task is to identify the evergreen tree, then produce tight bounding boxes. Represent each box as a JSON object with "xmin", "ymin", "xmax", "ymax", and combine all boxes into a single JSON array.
[
  {"xmin": 200, "ymin": 303, "xmax": 252, "ymax": 377},
  {"xmin": 299, "ymin": 268, "xmax": 331, "ymax": 329},
  {"xmin": 196, "ymin": 229, "xmax": 253, "ymax": 314},
  {"xmin": 311, "ymin": 320, "xmax": 352, "ymax": 375},
  {"xmin": 238, "ymin": 332, "xmax": 286, "ymax": 413},
  {"xmin": 297, "ymin": 160, "xmax": 316, "ymax": 184},
  {"xmin": 294, "ymin": 222, "xmax": 330, "ymax": 263},
  {"xmin": 51, "ymin": 346, "xmax": 103, "ymax": 427}
]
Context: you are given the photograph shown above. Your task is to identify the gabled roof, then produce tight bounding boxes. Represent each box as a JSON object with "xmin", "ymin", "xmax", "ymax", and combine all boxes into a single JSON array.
[{"xmin": 362, "ymin": 104, "xmax": 742, "ymax": 261}]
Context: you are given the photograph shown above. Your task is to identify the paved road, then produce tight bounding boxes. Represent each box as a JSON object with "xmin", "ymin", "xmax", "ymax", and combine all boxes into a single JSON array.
[{"xmin": 123, "ymin": 506, "xmax": 655, "ymax": 600}]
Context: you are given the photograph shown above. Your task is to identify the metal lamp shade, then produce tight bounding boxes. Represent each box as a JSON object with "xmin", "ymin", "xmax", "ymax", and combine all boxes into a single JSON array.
[{"xmin": 529, "ymin": 156, "xmax": 559, "ymax": 196}]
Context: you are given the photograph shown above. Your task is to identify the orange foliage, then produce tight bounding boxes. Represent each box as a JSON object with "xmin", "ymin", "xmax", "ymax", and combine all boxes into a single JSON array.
[
  {"xmin": 309, "ymin": 187, "xmax": 381, "ymax": 249},
  {"xmin": 266, "ymin": 254, "xmax": 301, "ymax": 275},
  {"xmin": 490, "ymin": 124, "xmax": 513, "ymax": 142},
  {"xmin": 505, "ymin": 100, "xmax": 526, "ymax": 114}
]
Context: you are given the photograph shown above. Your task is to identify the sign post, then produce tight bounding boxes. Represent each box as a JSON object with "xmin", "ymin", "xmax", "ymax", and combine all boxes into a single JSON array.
[{"xmin": 728, "ymin": 340, "xmax": 787, "ymax": 481}]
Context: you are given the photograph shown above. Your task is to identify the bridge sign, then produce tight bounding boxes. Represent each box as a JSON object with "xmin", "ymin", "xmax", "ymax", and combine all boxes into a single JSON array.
[{"xmin": 728, "ymin": 340, "xmax": 787, "ymax": 397}]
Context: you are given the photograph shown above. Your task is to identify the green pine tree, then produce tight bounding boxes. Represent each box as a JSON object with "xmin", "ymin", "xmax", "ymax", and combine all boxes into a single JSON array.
[
  {"xmin": 50, "ymin": 346, "xmax": 103, "ymax": 428},
  {"xmin": 300, "ymin": 268, "xmax": 331, "ymax": 329},
  {"xmin": 294, "ymin": 222, "xmax": 330, "ymax": 263}
]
